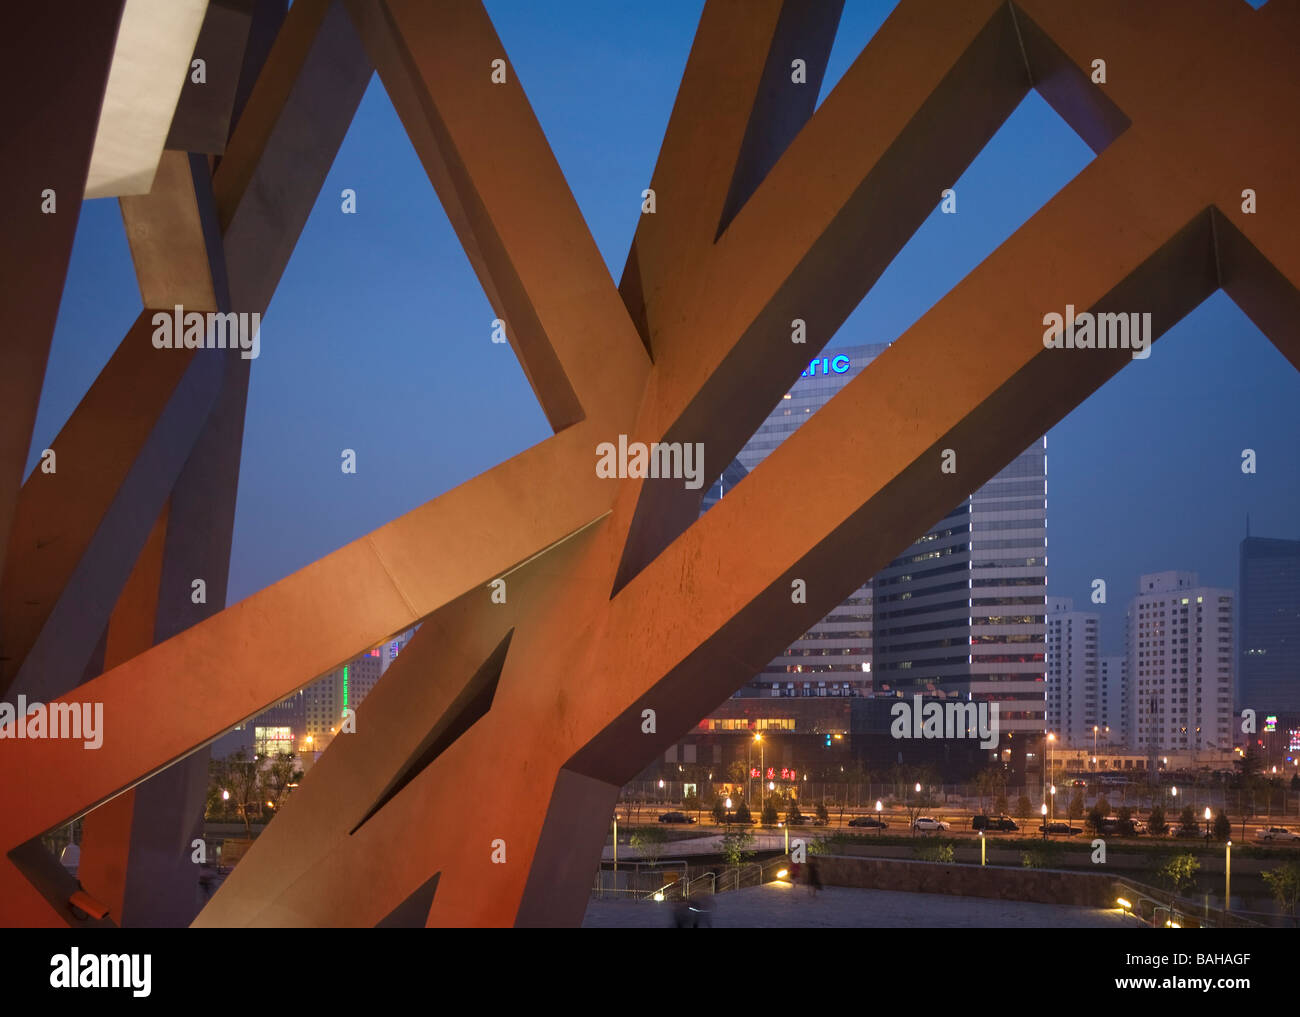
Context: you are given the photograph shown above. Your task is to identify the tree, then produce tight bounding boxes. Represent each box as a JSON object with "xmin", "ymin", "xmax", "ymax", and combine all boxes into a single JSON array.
[
  {"xmin": 683, "ymin": 790, "xmax": 701, "ymax": 821},
  {"xmin": 761, "ymin": 800, "xmax": 779, "ymax": 826},
  {"xmin": 733, "ymin": 801, "xmax": 752, "ymax": 825},
  {"xmin": 630, "ymin": 826, "xmax": 668, "ymax": 868},
  {"xmin": 711, "ymin": 797, "xmax": 726, "ymax": 824},
  {"xmin": 1262, "ymin": 861, "xmax": 1300, "ymax": 926},
  {"xmin": 1147, "ymin": 805, "xmax": 1168, "ymax": 835},
  {"xmin": 1156, "ymin": 853, "xmax": 1199, "ymax": 900},
  {"xmin": 259, "ymin": 751, "xmax": 301, "ymax": 814},
  {"xmin": 994, "ymin": 792, "xmax": 1009, "ymax": 817},
  {"xmin": 221, "ymin": 749, "xmax": 262, "ymax": 835},
  {"xmin": 1086, "ymin": 804, "xmax": 1106, "ymax": 837},
  {"xmin": 975, "ymin": 767, "xmax": 1002, "ymax": 814},
  {"xmin": 786, "ymin": 799, "xmax": 804, "ymax": 825},
  {"xmin": 721, "ymin": 828, "xmax": 754, "ymax": 866},
  {"xmin": 1015, "ymin": 794, "xmax": 1033, "ymax": 822},
  {"xmin": 1291, "ymin": 774, "xmax": 1300, "ymax": 793},
  {"xmin": 1068, "ymin": 789, "xmax": 1085, "ymax": 822},
  {"xmin": 1178, "ymin": 805, "xmax": 1198, "ymax": 836},
  {"xmin": 816, "ymin": 800, "xmax": 829, "ymax": 824},
  {"xmin": 1213, "ymin": 809, "xmax": 1231, "ymax": 842}
]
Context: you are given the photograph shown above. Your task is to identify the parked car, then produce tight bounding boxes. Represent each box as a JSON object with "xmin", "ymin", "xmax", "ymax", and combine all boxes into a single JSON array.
[
  {"xmin": 1070, "ymin": 779, "xmax": 1087, "ymax": 787},
  {"xmin": 658, "ymin": 811, "xmax": 695, "ymax": 824},
  {"xmin": 1100, "ymin": 817, "xmax": 1144, "ymax": 836},
  {"xmin": 1254, "ymin": 826, "xmax": 1299, "ymax": 842},
  {"xmin": 1039, "ymin": 822, "xmax": 1081, "ymax": 835},
  {"xmin": 913, "ymin": 817, "xmax": 950, "ymax": 832},
  {"xmin": 972, "ymin": 815, "xmax": 1019, "ymax": 832},
  {"xmin": 848, "ymin": 816, "xmax": 887, "ymax": 829}
]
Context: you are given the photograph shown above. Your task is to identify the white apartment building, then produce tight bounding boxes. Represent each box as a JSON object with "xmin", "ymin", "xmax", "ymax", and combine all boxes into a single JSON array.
[
  {"xmin": 1047, "ymin": 597, "xmax": 1099, "ymax": 746},
  {"xmin": 1127, "ymin": 571, "xmax": 1233, "ymax": 756},
  {"xmin": 1098, "ymin": 655, "xmax": 1128, "ymax": 748}
]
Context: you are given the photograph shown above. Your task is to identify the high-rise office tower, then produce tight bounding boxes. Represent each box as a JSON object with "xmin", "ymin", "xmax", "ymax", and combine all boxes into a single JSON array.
[
  {"xmin": 872, "ymin": 440, "xmax": 1047, "ymax": 774},
  {"xmin": 1098, "ymin": 655, "xmax": 1128, "ymax": 748},
  {"xmin": 1238, "ymin": 535, "xmax": 1300, "ymax": 715},
  {"xmin": 303, "ymin": 628, "xmax": 417, "ymax": 743},
  {"xmin": 1128, "ymin": 572, "xmax": 1233, "ymax": 756},
  {"xmin": 1047, "ymin": 597, "xmax": 1099, "ymax": 746},
  {"xmin": 705, "ymin": 343, "xmax": 889, "ymax": 699},
  {"xmin": 699, "ymin": 343, "xmax": 1047, "ymax": 778}
]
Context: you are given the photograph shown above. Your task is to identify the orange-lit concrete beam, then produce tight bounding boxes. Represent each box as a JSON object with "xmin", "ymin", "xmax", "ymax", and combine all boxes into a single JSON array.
[
  {"xmin": 215, "ymin": 0, "xmax": 372, "ymax": 313},
  {"xmin": 78, "ymin": 505, "xmax": 170, "ymax": 925},
  {"xmin": 621, "ymin": 0, "xmax": 842, "ymax": 354},
  {"xmin": 344, "ymin": 0, "xmax": 651, "ymax": 432},
  {"xmin": 0, "ymin": 1, "xmax": 124, "ymax": 586},
  {"xmin": 612, "ymin": 0, "xmax": 1036, "ymax": 590},
  {"xmin": 194, "ymin": 521, "xmax": 600, "ymax": 926}
]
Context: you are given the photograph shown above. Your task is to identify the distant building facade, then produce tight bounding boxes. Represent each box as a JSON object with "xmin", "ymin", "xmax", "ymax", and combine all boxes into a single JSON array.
[{"xmin": 1127, "ymin": 571, "xmax": 1233, "ymax": 758}]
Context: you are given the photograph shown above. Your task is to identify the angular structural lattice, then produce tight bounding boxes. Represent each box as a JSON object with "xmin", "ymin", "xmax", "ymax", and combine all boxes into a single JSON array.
[{"xmin": 1, "ymin": 0, "xmax": 1297, "ymax": 927}]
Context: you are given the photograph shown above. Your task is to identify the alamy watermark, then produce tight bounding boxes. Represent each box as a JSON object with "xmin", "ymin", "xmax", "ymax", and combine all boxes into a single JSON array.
[
  {"xmin": 595, "ymin": 435, "xmax": 704, "ymax": 490},
  {"xmin": 152, "ymin": 305, "xmax": 260, "ymax": 360},
  {"xmin": 1042, "ymin": 304, "xmax": 1150, "ymax": 359},
  {"xmin": 50, "ymin": 949, "xmax": 150, "ymax": 997},
  {"xmin": 890, "ymin": 694, "xmax": 999, "ymax": 749},
  {"xmin": 0, "ymin": 695, "xmax": 103, "ymax": 749}
]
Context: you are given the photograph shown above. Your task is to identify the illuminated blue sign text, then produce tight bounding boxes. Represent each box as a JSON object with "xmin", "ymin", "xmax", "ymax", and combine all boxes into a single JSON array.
[{"xmin": 800, "ymin": 354, "xmax": 850, "ymax": 378}]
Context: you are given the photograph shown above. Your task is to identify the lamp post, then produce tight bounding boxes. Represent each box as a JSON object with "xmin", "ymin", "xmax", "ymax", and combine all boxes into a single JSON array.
[
  {"xmin": 876, "ymin": 799, "xmax": 883, "ymax": 836},
  {"xmin": 1050, "ymin": 784, "xmax": 1057, "ymax": 824},
  {"xmin": 1204, "ymin": 806, "xmax": 1212, "ymax": 843},
  {"xmin": 1041, "ymin": 802, "xmax": 1048, "ymax": 839},
  {"xmin": 1225, "ymin": 841, "xmax": 1232, "ymax": 914}
]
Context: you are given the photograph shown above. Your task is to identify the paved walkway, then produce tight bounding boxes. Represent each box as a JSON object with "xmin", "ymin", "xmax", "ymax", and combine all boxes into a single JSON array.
[{"xmin": 582, "ymin": 882, "xmax": 1141, "ymax": 928}]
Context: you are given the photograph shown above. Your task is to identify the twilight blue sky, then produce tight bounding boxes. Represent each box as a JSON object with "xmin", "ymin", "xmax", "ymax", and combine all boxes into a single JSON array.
[{"xmin": 30, "ymin": 0, "xmax": 1300, "ymax": 655}]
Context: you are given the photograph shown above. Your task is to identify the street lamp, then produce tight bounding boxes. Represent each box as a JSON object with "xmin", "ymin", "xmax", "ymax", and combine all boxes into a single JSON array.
[
  {"xmin": 1204, "ymin": 806, "xmax": 1213, "ymax": 842},
  {"xmin": 1050, "ymin": 784, "xmax": 1057, "ymax": 824},
  {"xmin": 724, "ymin": 796, "xmax": 733, "ymax": 825},
  {"xmin": 1225, "ymin": 841, "xmax": 1232, "ymax": 913},
  {"xmin": 876, "ymin": 799, "xmax": 883, "ymax": 836},
  {"xmin": 1041, "ymin": 802, "xmax": 1048, "ymax": 839},
  {"xmin": 753, "ymin": 732, "xmax": 764, "ymax": 807}
]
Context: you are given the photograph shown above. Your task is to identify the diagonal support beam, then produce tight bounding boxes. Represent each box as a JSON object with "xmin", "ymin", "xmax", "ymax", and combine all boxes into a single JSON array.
[
  {"xmin": 0, "ymin": 2, "xmax": 125, "ymax": 585},
  {"xmin": 620, "ymin": 0, "xmax": 843, "ymax": 354},
  {"xmin": 344, "ymin": 0, "xmax": 650, "ymax": 432}
]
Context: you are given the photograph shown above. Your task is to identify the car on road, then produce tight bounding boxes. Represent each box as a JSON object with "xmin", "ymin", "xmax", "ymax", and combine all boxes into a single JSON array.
[
  {"xmin": 913, "ymin": 817, "xmax": 950, "ymax": 832},
  {"xmin": 1254, "ymin": 826, "xmax": 1299, "ymax": 842},
  {"xmin": 848, "ymin": 816, "xmax": 887, "ymax": 829},
  {"xmin": 1039, "ymin": 822, "xmax": 1081, "ymax": 835},
  {"xmin": 972, "ymin": 815, "xmax": 1018, "ymax": 832},
  {"xmin": 1100, "ymin": 817, "xmax": 1144, "ymax": 836},
  {"xmin": 1070, "ymin": 779, "xmax": 1087, "ymax": 787},
  {"xmin": 658, "ymin": 811, "xmax": 696, "ymax": 824}
]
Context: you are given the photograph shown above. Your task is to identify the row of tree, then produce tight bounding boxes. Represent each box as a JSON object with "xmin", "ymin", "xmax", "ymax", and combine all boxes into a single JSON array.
[{"xmin": 205, "ymin": 749, "xmax": 303, "ymax": 834}]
